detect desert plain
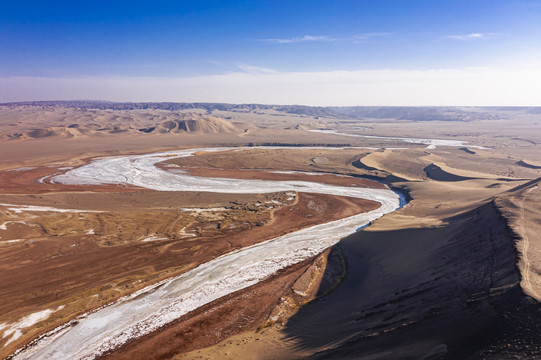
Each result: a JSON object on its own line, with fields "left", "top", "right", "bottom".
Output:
{"left": 0, "top": 102, "right": 540, "bottom": 359}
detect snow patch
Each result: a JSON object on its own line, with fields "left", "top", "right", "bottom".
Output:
{"left": 179, "top": 227, "right": 196, "bottom": 237}
{"left": 0, "top": 221, "right": 28, "bottom": 230}
{"left": 0, "top": 239, "right": 21, "bottom": 244}
{"left": 180, "top": 207, "right": 227, "bottom": 213}
{"left": 0, "top": 204, "right": 101, "bottom": 214}
{"left": 6, "top": 167, "right": 36, "bottom": 172}
{"left": 2, "top": 306, "right": 65, "bottom": 347}
{"left": 141, "top": 235, "right": 168, "bottom": 242}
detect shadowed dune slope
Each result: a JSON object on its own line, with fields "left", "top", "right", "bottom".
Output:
{"left": 516, "top": 160, "right": 541, "bottom": 170}
{"left": 282, "top": 201, "right": 541, "bottom": 359}
{"left": 423, "top": 163, "right": 478, "bottom": 182}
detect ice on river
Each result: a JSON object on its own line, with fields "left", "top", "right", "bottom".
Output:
{"left": 14, "top": 147, "right": 400, "bottom": 360}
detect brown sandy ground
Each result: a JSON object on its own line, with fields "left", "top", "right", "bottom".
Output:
{"left": 0, "top": 190, "right": 279, "bottom": 356}
{"left": 159, "top": 166, "right": 386, "bottom": 190}
{"left": 161, "top": 148, "right": 375, "bottom": 178}
{"left": 0, "top": 188, "right": 379, "bottom": 357}
{"left": 181, "top": 148, "right": 541, "bottom": 359}
{"left": 0, "top": 191, "right": 291, "bottom": 246}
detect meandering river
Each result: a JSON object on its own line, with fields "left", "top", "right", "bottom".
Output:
{"left": 15, "top": 147, "right": 401, "bottom": 360}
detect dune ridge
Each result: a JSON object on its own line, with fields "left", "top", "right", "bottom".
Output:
{"left": 0, "top": 107, "right": 247, "bottom": 140}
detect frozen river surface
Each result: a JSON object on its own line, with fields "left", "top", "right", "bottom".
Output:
{"left": 15, "top": 147, "right": 400, "bottom": 360}
{"left": 309, "top": 130, "right": 488, "bottom": 149}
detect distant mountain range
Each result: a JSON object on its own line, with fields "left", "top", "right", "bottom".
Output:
{"left": 3, "top": 101, "right": 541, "bottom": 122}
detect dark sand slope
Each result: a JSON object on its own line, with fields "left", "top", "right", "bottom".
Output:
{"left": 516, "top": 160, "right": 541, "bottom": 170}
{"left": 283, "top": 201, "right": 541, "bottom": 359}
{"left": 459, "top": 147, "right": 476, "bottom": 155}
{"left": 423, "top": 163, "right": 478, "bottom": 182}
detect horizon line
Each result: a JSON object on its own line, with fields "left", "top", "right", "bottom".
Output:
{"left": 2, "top": 100, "right": 540, "bottom": 108}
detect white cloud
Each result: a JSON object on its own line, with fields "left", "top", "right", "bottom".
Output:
{"left": 445, "top": 33, "right": 492, "bottom": 40}
{"left": 260, "top": 33, "right": 390, "bottom": 44}
{"left": 260, "top": 35, "right": 336, "bottom": 44}
{"left": 351, "top": 32, "right": 391, "bottom": 43}
{"left": 236, "top": 64, "right": 277, "bottom": 74}
{"left": 2, "top": 67, "right": 541, "bottom": 106}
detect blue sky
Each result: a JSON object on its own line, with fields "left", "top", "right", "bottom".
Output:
{"left": 1, "top": 0, "right": 541, "bottom": 104}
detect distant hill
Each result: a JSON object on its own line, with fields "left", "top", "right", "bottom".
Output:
{"left": 2, "top": 101, "right": 541, "bottom": 122}
{"left": 0, "top": 107, "right": 246, "bottom": 140}
{"left": 138, "top": 115, "right": 239, "bottom": 134}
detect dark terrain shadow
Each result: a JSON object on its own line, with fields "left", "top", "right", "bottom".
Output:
{"left": 459, "top": 147, "right": 476, "bottom": 155}
{"left": 423, "top": 164, "right": 477, "bottom": 182}
{"left": 351, "top": 159, "right": 409, "bottom": 183}
{"left": 516, "top": 160, "right": 541, "bottom": 170}
{"left": 282, "top": 201, "right": 541, "bottom": 359}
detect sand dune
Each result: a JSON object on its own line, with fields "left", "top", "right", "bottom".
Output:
{"left": 0, "top": 106, "right": 247, "bottom": 140}
{"left": 142, "top": 116, "right": 240, "bottom": 134}
{"left": 275, "top": 201, "right": 535, "bottom": 359}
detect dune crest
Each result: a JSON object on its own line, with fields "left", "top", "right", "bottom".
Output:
{"left": 147, "top": 116, "right": 240, "bottom": 134}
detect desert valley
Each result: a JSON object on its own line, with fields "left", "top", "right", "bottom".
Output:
{"left": 0, "top": 102, "right": 539, "bottom": 359}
